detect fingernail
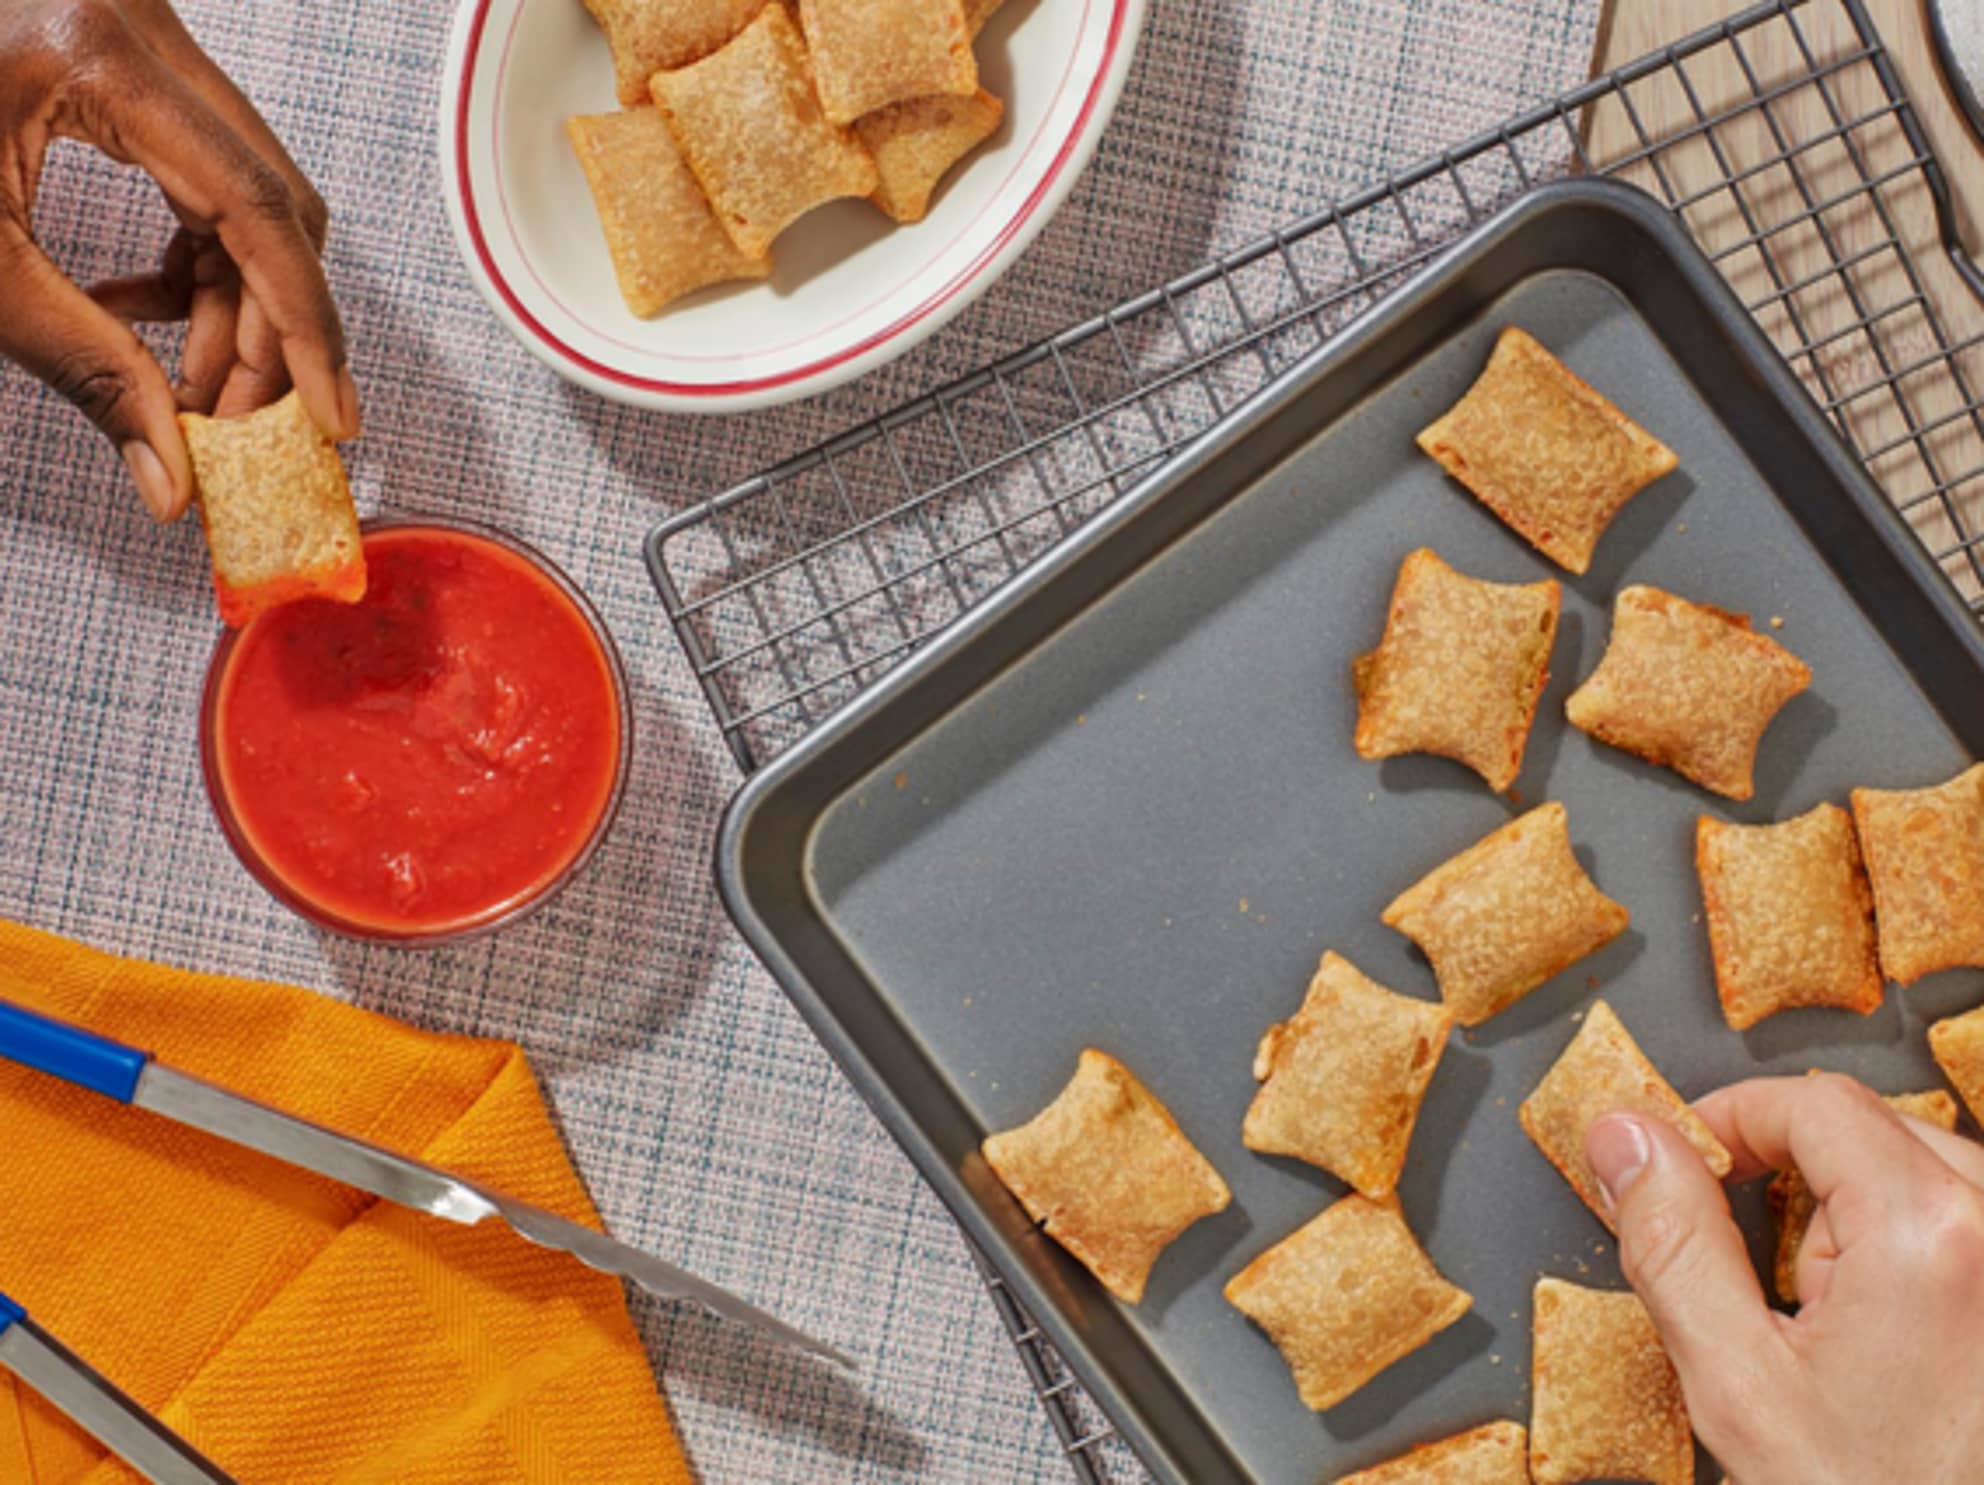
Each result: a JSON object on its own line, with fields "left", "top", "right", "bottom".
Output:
{"left": 122, "top": 441, "right": 175, "bottom": 521}
{"left": 335, "top": 365, "right": 361, "bottom": 439}
{"left": 1588, "top": 1114, "right": 1653, "bottom": 1213}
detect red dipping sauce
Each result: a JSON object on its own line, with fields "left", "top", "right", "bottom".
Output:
{"left": 202, "top": 520, "right": 629, "bottom": 943}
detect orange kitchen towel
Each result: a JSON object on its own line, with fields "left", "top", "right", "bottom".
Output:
{"left": 0, "top": 920, "right": 694, "bottom": 1485}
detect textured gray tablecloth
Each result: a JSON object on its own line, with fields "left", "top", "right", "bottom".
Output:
{"left": 0, "top": 0, "right": 1597, "bottom": 1478}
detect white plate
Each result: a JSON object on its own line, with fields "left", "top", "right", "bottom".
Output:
{"left": 438, "top": 0, "right": 1145, "bottom": 412}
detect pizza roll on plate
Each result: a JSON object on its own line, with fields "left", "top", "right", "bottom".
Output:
{"left": 1382, "top": 802, "right": 1628, "bottom": 1027}
{"left": 581, "top": 0, "right": 765, "bottom": 104}
{"left": 180, "top": 391, "right": 364, "bottom": 627}
{"left": 1416, "top": 326, "right": 1677, "bottom": 574}
{"left": 1769, "top": 1085, "right": 1957, "bottom": 1303}
{"left": 1851, "top": 764, "right": 1984, "bottom": 984}
{"left": 797, "top": 0, "right": 976, "bottom": 124}
{"left": 1243, "top": 953, "right": 1451, "bottom": 1198}
{"left": 1529, "top": 1278, "right": 1692, "bottom": 1485}
{"left": 982, "top": 1049, "right": 1229, "bottom": 1304}
{"left": 1334, "top": 1420, "right": 1530, "bottom": 1485}
{"left": 1696, "top": 804, "right": 1881, "bottom": 1030}
{"left": 651, "top": 4, "right": 879, "bottom": 259}
{"left": 1930, "top": 1005, "right": 1984, "bottom": 1126}
{"left": 1224, "top": 1195, "right": 1471, "bottom": 1411}
{"left": 857, "top": 88, "right": 1003, "bottom": 223}
{"left": 1566, "top": 585, "right": 1812, "bottom": 801}
{"left": 1520, "top": 1001, "right": 1732, "bottom": 1231}
{"left": 567, "top": 108, "right": 772, "bottom": 316}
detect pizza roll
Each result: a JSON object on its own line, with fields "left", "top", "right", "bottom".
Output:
{"left": 1930, "top": 1005, "right": 1984, "bottom": 1127}
{"left": 1768, "top": 1086, "right": 1957, "bottom": 1303}
{"left": 651, "top": 5, "right": 879, "bottom": 259}
{"left": 1334, "top": 1421, "right": 1530, "bottom": 1485}
{"left": 857, "top": 87, "right": 1002, "bottom": 223}
{"left": 1353, "top": 548, "right": 1560, "bottom": 792}
{"left": 1566, "top": 585, "right": 1812, "bottom": 801}
{"left": 581, "top": 0, "right": 765, "bottom": 104}
{"left": 1224, "top": 1195, "right": 1471, "bottom": 1412}
{"left": 567, "top": 109, "right": 772, "bottom": 316}
{"left": 1850, "top": 765, "right": 1984, "bottom": 984}
{"left": 1529, "top": 1278, "right": 1692, "bottom": 1485}
{"left": 180, "top": 391, "right": 365, "bottom": 627}
{"left": 1520, "top": 1001, "right": 1732, "bottom": 1231}
{"left": 982, "top": 1049, "right": 1230, "bottom": 1304}
{"left": 1416, "top": 327, "right": 1677, "bottom": 574}
{"left": 1696, "top": 804, "right": 1881, "bottom": 1031}
{"left": 796, "top": 0, "right": 976, "bottom": 124}
{"left": 1382, "top": 802, "right": 1629, "bottom": 1027}
{"left": 1243, "top": 953, "right": 1452, "bottom": 1198}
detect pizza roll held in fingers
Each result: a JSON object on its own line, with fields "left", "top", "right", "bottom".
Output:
{"left": 796, "top": 0, "right": 976, "bottom": 124}
{"left": 1566, "top": 585, "right": 1812, "bottom": 801}
{"left": 1352, "top": 548, "right": 1561, "bottom": 792}
{"left": 566, "top": 108, "right": 772, "bottom": 316}
{"left": 1224, "top": 1195, "right": 1471, "bottom": 1412}
{"left": 1519, "top": 1001, "right": 1732, "bottom": 1231}
{"left": 1528, "top": 1278, "right": 1692, "bottom": 1485}
{"left": 1850, "top": 764, "right": 1984, "bottom": 984}
{"left": 651, "top": 4, "right": 879, "bottom": 259}
{"left": 1242, "top": 952, "right": 1452, "bottom": 1198}
{"left": 1333, "top": 1420, "right": 1530, "bottom": 1484}
{"left": 1695, "top": 804, "right": 1882, "bottom": 1031}
{"left": 982, "top": 1049, "right": 1230, "bottom": 1304}
{"left": 582, "top": 0, "right": 765, "bottom": 104}
{"left": 180, "top": 391, "right": 365, "bottom": 627}
{"left": 1415, "top": 326, "right": 1677, "bottom": 574}
{"left": 857, "top": 87, "right": 1003, "bottom": 223}
{"left": 1382, "top": 802, "right": 1628, "bottom": 1027}
{"left": 1930, "top": 1005, "right": 1984, "bottom": 1126}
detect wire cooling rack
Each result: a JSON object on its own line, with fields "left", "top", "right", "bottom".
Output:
{"left": 646, "top": 0, "right": 1984, "bottom": 1476}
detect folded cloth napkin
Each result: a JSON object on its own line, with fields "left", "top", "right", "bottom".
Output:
{"left": 0, "top": 920, "right": 694, "bottom": 1485}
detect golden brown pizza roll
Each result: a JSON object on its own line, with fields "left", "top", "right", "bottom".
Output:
{"left": 796, "top": 0, "right": 976, "bottom": 124}
{"left": 651, "top": 5, "right": 880, "bottom": 259}
{"left": 1851, "top": 765, "right": 1984, "bottom": 984}
{"left": 1768, "top": 1085, "right": 1957, "bottom": 1303}
{"left": 1381, "top": 802, "right": 1628, "bottom": 1027}
{"left": 1224, "top": 1195, "right": 1471, "bottom": 1412}
{"left": 1334, "top": 1420, "right": 1530, "bottom": 1485}
{"left": 1520, "top": 1001, "right": 1732, "bottom": 1232}
{"left": 1930, "top": 1005, "right": 1984, "bottom": 1126}
{"left": 856, "top": 87, "right": 1003, "bottom": 223}
{"left": 1416, "top": 327, "right": 1677, "bottom": 575}
{"left": 1565, "top": 585, "right": 1812, "bottom": 801}
{"left": 567, "top": 108, "right": 773, "bottom": 316}
{"left": 1696, "top": 804, "right": 1882, "bottom": 1031}
{"left": 982, "top": 1049, "right": 1230, "bottom": 1304}
{"left": 1529, "top": 1278, "right": 1691, "bottom": 1485}
{"left": 1242, "top": 952, "right": 1452, "bottom": 1198}
{"left": 180, "top": 391, "right": 364, "bottom": 628}
{"left": 1353, "top": 548, "right": 1560, "bottom": 792}
{"left": 582, "top": 0, "right": 766, "bottom": 104}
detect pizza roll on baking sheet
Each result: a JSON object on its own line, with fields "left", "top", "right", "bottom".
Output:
{"left": 567, "top": 108, "right": 772, "bottom": 316}
{"left": 1520, "top": 1001, "right": 1732, "bottom": 1232}
{"left": 982, "top": 1048, "right": 1230, "bottom": 1304}
{"left": 1696, "top": 804, "right": 1882, "bottom": 1031}
{"left": 1333, "top": 1420, "right": 1530, "bottom": 1484}
{"left": 582, "top": 0, "right": 766, "bottom": 104}
{"left": 1850, "top": 764, "right": 1984, "bottom": 984}
{"left": 1415, "top": 326, "right": 1677, "bottom": 574}
{"left": 180, "top": 391, "right": 364, "bottom": 628}
{"left": 1382, "top": 802, "right": 1628, "bottom": 1027}
{"left": 1769, "top": 1085, "right": 1957, "bottom": 1303}
{"left": 1353, "top": 548, "right": 1560, "bottom": 792}
{"left": 652, "top": 4, "right": 880, "bottom": 259}
{"left": 797, "top": 0, "right": 976, "bottom": 124}
{"left": 1529, "top": 1278, "right": 1692, "bottom": 1485}
{"left": 1224, "top": 1195, "right": 1471, "bottom": 1412}
{"left": 1565, "top": 585, "right": 1812, "bottom": 801}
{"left": 1930, "top": 1005, "right": 1984, "bottom": 1126}
{"left": 1242, "top": 952, "right": 1452, "bottom": 1198}
{"left": 857, "top": 87, "right": 1003, "bottom": 222}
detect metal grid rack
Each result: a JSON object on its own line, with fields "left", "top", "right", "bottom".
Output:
{"left": 646, "top": 0, "right": 1984, "bottom": 1476}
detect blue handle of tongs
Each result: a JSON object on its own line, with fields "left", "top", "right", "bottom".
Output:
{"left": 0, "top": 1000, "right": 151, "bottom": 1103}
{"left": 0, "top": 1290, "right": 22, "bottom": 1337}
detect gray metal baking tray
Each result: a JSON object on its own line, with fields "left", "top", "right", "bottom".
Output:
{"left": 716, "top": 179, "right": 1984, "bottom": 1484}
